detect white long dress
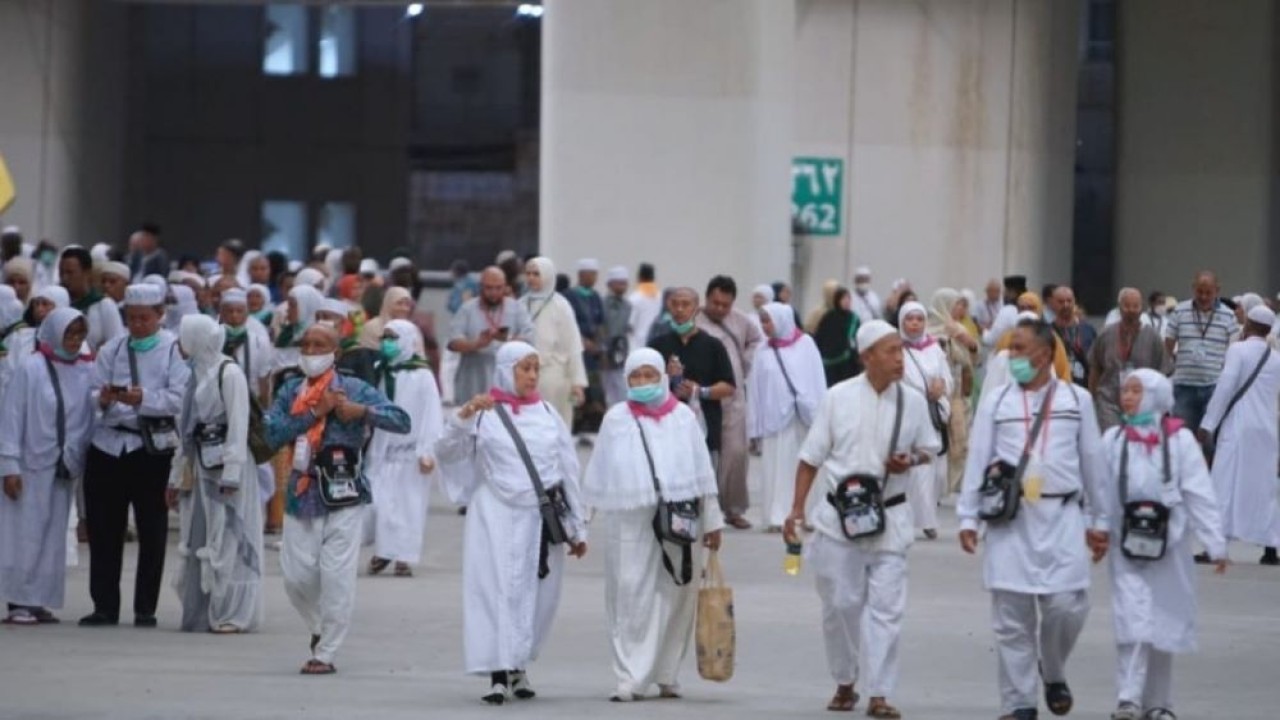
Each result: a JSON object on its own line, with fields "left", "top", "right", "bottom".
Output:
{"left": 0, "top": 344, "right": 94, "bottom": 609}
{"left": 435, "top": 400, "right": 587, "bottom": 675}
{"left": 169, "top": 321, "right": 264, "bottom": 633}
{"left": 902, "top": 342, "right": 952, "bottom": 532}
{"left": 366, "top": 322, "right": 443, "bottom": 565}
{"left": 521, "top": 292, "right": 587, "bottom": 427}
{"left": 583, "top": 401, "right": 723, "bottom": 697}
{"left": 747, "top": 333, "right": 827, "bottom": 528}
{"left": 1103, "top": 426, "right": 1225, "bottom": 653}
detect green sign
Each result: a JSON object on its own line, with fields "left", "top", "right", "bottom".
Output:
{"left": 791, "top": 157, "right": 843, "bottom": 236}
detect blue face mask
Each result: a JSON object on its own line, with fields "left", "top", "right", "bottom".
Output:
{"left": 1122, "top": 412, "right": 1156, "bottom": 427}
{"left": 380, "top": 339, "right": 401, "bottom": 360}
{"left": 53, "top": 346, "right": 78, "bottom": 361}
{"left": 627, "top": 382, "right": 665, "bottom": 405}
{"left": 128, "top": 333, "right": 161, "bottom": 353}
{"left": 1009, "top": 356, "right": 1037, "bottom": 385}
{"left": 668, "top": 318, "right": 695, "bottom": 335}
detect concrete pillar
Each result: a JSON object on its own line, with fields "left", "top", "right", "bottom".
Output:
{"left": 793, "top": 0, "right": 1078, "bottom": 313}
{"left": 1115, "top": 0, "right": 1276, "bottom": 297}
{"left": 540, "top": 0, "right": 795, "bottom": 295}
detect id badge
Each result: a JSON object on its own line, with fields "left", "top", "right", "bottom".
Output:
{"left": 846, "top": 509, "right": 880, "bottom": 537}
{"left": 293, "top": 436, "right": 312, "bottom": 472}
{"left": 1023, "top": 458, "right": 1044, "bottom": 503}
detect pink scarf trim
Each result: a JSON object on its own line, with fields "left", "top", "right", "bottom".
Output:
{"left": 904, "top": 335, "right": 937, "bottom": 351}
{"left": 489, "top": 387, "right": 542, "bottom": 414}
{"left": 769, "top": 329, "right": 804, "bottom": 349}
{"left": 1123, "top": 416, "right": 1185, "bottom": 452}
{"left": 38, "top": 342, "right": 93, "bottom": 365}
{"left": 627, "top": 394, "right": 679, "bottom": 420}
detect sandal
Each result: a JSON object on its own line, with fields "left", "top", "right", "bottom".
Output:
{"left": 2, "top": 609, "right": 38, "bottom": 625}
{"left": 827, "top": 684, "right": 858, "bottom": 712}
{"left": 369, "top": 557, "right": 391, "bottom": 576}
{"left": 394, "top": 562, "right": 413, "bottom": 577}
{"left": 31, "top": 608, "right": 60, "bottom": 624}
{"left": 1044, "top": 681, "right": 1072, "bottom": 716}
{"left": 211, "top": 624, "right": 241, "bottom": 635}
{"left": 657, "top": 684, "right": 681, "bottom": 699}
{"left": 866, "top": 698, "right": 901, "bottom": 718}
{"left": 299, "top": 659, "right": 335, "bottom": 675}
{"left": 510, "top": 670, "right": 536, "bottom": 699}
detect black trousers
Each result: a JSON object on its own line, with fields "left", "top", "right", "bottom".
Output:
{"left": 84, "top": 446, "right": 172, "bottom": 620}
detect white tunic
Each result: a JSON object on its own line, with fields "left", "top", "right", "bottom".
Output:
{"left": 1103, "top": 426, "right": 1225, "bottom": 653}
{"left": 224, "top": 319, "right": 273, "bottom": 401}
{"left": 0, "top": 352, "right": 94, "bottom": 608}
{"left": 80, "top": 297, "right": 127, "bottom": 352}
{"left": 91, "top": 332, "right": 190, "bottom": 457}
{"left": 1200, "top": 336, "right": 1280, "bottom": 546}
{"left": 435, "top": 401, "right": 587, "bottom": 675}
{"left": 521, "top": 294, "right": 588, "bottom": 427}
{"left": 958, "top": 380, "right": 1110, "bottom": 594}
{"left": 797, "top": 375, "right": 940, "bottom": 555}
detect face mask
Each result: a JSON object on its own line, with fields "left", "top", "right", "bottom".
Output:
{"left": 1122, "top": 412, "right": 1156, "bottom": 427}
{"left": 1009, "top": 356, "right": 1038, "bottom": 385}
{"left": 668, "top": 318, "right": 695, "bottom": 335}
{"left": 253, "top": 309, "right": 273, "bottom": 324}
{"left": 225, "top": 325, "right": 247, "bottom": 339}
{"left": 54, "top": 346, "right": 78, "bottom": 361}
{"left": 855, "top": 282, "right": 870, "bottom": 293}
{"left": 299, "top": 353, "right": 335, "bottom": 378}
{"left": 38, "top": 251, "right": 56, "bottom": 267}
{"left": 1154, "top": 307, "right": 1167, "bottom": 318}
{"left": 128, "top": 333, "right": 161, "bottom": 353}
{"left": 380, "top": 339, "right": 401, "bottom": 360}
{"left": 627, "top": 382, "right": 665, "bottom": 405}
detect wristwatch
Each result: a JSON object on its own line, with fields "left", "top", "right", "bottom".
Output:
{"left": 699, "top": 386, "right": 711, "bottom": 400}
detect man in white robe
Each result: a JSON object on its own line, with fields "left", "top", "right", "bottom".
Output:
{"left": 1198, "top": 304, "right": 1280, "bottom": 565}
{"left": 60, "top": 247, "right": 125, "bottom": 351}
{"left": 959, "top": 319, "right": 1111, "bottom": 720}
{"left": 786, "top": 320, "right": 940, "bottom": 717}
{"left": 366, "top": 320, "right": 442, "bottom": 577}
{"left": 582, "top": 348, "right": 723, "bottom": 701}
{"left": 0, "top": 309, "right": 93, "bottom": 624}
{"left": 850, "top": 267, "right": 883, "bottom": 324}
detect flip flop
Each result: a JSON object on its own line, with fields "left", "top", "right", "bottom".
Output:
{"left": 1044, "top": 681, "right": 1073, "bottom": 716}
{"left": 2, "top": 611, "right": 37, "bottom": 626}
{"left": 300, "top": 659, "right": 336, "bottom": 675}
{"left": 866, "top": 699, "right": 901, "bottom": 718}
{"left": 31, "top": 608, "right": 60, "bottom": 624}
{"left": 369, "top": 557, "right": 391, "bottom": 576}
{"left": 827, "top": 685, "right": 858, "bottom": 712}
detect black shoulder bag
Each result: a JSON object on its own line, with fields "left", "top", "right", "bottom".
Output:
{"left": 979, "top": 383, "right": 1057, "bottom": 524}
{"left": 128, "top": 344, "right": 179, "bottom": 456}
{"left": 1206, "top": 347, "right": 1271, "bottom": 465}
{"left": 1118, "top": 424, "right": 1172, "bottom": 561}
{"left": 493, "top": 403, "right": 572, "bottom": 579}
{"left": 216, "top": 361, "right": 275, "bottom": 465}
{"left": 826, "top": 383, "right": 904, "bottom": 541}
{"left": 905, "top": 347, "right": 950, "bottom": 456}
{"left": 771, "top": 346, "right": 811, "bottom": 427}
{"left": 633, "top": 415, "right": 701, "bottom": 586}
{"left": 42, "top": 356, "right": 73, "bottom": 481}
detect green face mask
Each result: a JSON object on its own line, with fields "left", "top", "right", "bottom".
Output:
{"left": 1122, "top": 412, "right": 1156, "bottom": 427}
{"left": 1008, "top": 356, "right": 1037, "bottom": 385}
{"left": 380, "top": 338, "right": 401, "bottom": 360}
{"left": 668, "top": 317, "right": 695, "bottom": 335}
{"left": 252, "top": 310, "right": 273, "bottom": 325}
{"left": 225, "top": 325, "right": 247, "bottom": 339}
{"left": 128, "top": 333, "right": 161, "bottom": 353}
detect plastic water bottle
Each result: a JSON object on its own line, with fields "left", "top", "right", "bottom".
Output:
{"left": 784, "top": 540, "right": 803, "bottom": 576}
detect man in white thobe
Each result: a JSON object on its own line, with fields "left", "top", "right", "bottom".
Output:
{"left": 785, "top": 320, "right": 939, "bottom": 717}
{"left": 850, "top": 266, "right": 883, "bottom": 325}
{"left": 959, "top": 319, "right": 1110, "bottom": 720}
{"left": 1198, "top": 304, "right": 1280, "bottom": 565}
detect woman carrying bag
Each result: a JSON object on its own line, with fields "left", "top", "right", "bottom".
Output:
{"left": 582, "top": 348, "right": 723, "bottom": 702}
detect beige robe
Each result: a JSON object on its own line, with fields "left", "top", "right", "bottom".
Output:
{"left": 696, "top": 308, "right": 763, "bottom": 518}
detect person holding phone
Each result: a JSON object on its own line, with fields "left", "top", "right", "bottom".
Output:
{"left": 448, "top": 266, "right": 534, "bottom": 406}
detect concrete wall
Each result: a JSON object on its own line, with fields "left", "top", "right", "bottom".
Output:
{"left": 793, "top": 0, "right": 1079, "bottom": 314}
{"left": 0, "top": 0, "right": 129, "bottom": 247}
{"left": 1115, "top": 0, "right": 1277, "bottom": 298}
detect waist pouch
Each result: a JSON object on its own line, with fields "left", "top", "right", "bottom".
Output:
{"left": 1121, "top": 500, "right": 1170, "bottom": 561}
{"left": 316, "top": 444, "right": 364, "bottom": 508}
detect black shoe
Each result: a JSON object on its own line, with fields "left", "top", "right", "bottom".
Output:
{"left": 134, "top": 615, "right": 158, "bottom": 628}
{"left": 1192, "top": 552, "right": 1212, "bottom": 565}
{"left": 78, "top": 612, "right": 118, "bottom": 627}
{"left": 1261, "top": 550, "right": 1279, "bottom": 566}
{"left": 1045, "top": 680, "right": 1073, "bottom": 716}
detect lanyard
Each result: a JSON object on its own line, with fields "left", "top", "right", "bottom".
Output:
{"left": 482, "top": 303, "right": 505, "bottom": 332}
{"left": 1021, "top": 387, "right": 1054, "bottom": 461}
{"left": 1191, "top": 306, "right": 1213, "bottom": 340}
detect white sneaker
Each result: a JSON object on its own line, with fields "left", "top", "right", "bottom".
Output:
{"left": 481, "top": 684, "right": 510, "bottom": 705}
{"left": 510, "top": 670, "right": 536, "bottom": 700}
{"left": 1111, "top": 702, "right": 1142, "bottom": 720}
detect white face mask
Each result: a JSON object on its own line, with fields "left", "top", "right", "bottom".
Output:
{"left": 855, "top": 282, "right": 870, "bottom": 293}
{"left": 299, "top": 353, "right": 335, "bottom": 378}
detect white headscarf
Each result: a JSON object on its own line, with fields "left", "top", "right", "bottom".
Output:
{"left": 166, "top": 285, "right": 199, "bottom": 332}
{"left": 1124, "top": 368, "right": 1174, "bottom": 424}
{"left": 382, "top": 319, "right": 422, "bottom": 365}
{"left": 760, "top": 301, "right": 796, "bottom": 340}
{"left": 179, "top": 314, "right": 226, "bottom": 374}
{"left": 33, "top": 285, "right": 70, "bottom": 309}
{"left": 236, "top": 249, "right": 261, "bottom": 289}
{"left": 0, "top": 285, "right": 23, "bottom": 328}
{"left": 927, "top": 288, "right": 962, "bottom": 337}
{"left": 247, "top": 283, "right": 271, "bottom": 306}
{"left": 37, "top": 307, "right": 84, "bottom": 354}
{"left": 897, "top": 300, "right": 928, "bottom": 341}
{"left": 622, "top": 347, "right": 669, "bottom": 405}
{"left": 752, "top": 284, "right": 775, "bottom": 304}
{"left": 494, "top": 341, "right": 538, "bottom": 395}
{"left": 295, "top": 267, "right": 325, "bottom": 290}
{"left": 289, "top": 285, "right": 325, "bottom": 331}
{"left": 524, "top": 257, "right": 556, "bottom": 300}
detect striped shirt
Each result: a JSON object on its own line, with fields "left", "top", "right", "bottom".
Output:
{"left": 1164, "top": 300, "right": 1237, "bottom": 386}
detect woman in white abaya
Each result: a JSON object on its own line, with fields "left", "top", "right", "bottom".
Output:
{"left": 1103, "top": 369, "right": 1227, "bottom": 720}
{"left": 897, "top": 301, "right": 952, "bottom": 539}
{"left": 435, "top": 341, "right": 588, "bottom": 705}
{"left": 747, "top": 302, "right": 827, "bottom": 531}
{"left": 520, "top": 257, "right": 587, "bottom": 427}
{"left": 366, "top": 320, "right": 442, "bottom": 577}
{"left": 583, "top": 348, "right": 723, "bottom": 702}
{"left": 0, "top": 309, "right": 94, "bottom": 624}
{"left": 169, "top": 314, "right": 264, "bottom": 634}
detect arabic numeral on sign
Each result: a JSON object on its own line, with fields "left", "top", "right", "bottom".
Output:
{"left": 793, "top": 202, "right": 837, "bottom": 232}
{"left": 817, "top": 203, "right": 836, "bottom": 231}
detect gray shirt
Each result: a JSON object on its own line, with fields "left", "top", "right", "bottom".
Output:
{"left": 448, "top": 297, "right": 533, "bottom": 401}
{"left": 1164, "top": 300, "right": 1237, "bottom": 387}
{"left": 1088, "top": 321, "right": 1168, "bottom": 429}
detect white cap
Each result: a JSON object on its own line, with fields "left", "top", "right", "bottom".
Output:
{"left": 606, "top": 265, "right": 628, "bottom": 282}
{"left": 495, "top": 249, "right": 518, "bottom": 264}
{"left": 90, "top": 243, "right": 113, "bottom": 263}
{"left": 359, "top": 258, "right": 379, "bottom": 275}
{"left": 1017, "top": 310, "right": 1040, "bottom": 322}
{"left": 100, "top": 261, "right": 131, "bottom": 279}
{"left": 221, "top": 288, "right": 248, "bottom": 306}
{"left": 319, "top": 298, "right": 350, "bottom": 317}
{"left": 576, "top": 258, "right": 599, "bottom": 272}
{"left": 296, "top": 267, "right": 325, "bottom": 288}
{"left": 288, "top": 260, "right": 304, "bottom": 273}
{"left": 1247, "top": 304, "right": 1276, "bottom": 327}
{"left": 314, "top": 243, "right": 331, "bottom": 256}
{"left": 389, "top": 257, "right": 412, "bottom": 271}
{"left": 855, "top": 319, "right": 896, "bottom": 352}
{"left": 854, "top": 266, "right": 872, "bottom": 278}
{"left": 125, "top": 284, "right": 164, "bottom": 307}
{"left": 1, "top": 226, "right": 19, "bottom": 236}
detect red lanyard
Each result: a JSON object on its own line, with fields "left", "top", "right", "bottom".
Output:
{"left": 1021, "top": 388, "right": 1053, "bottom": 460}
{"left": 482, "top": 303, "right": 505, "bottom": 332}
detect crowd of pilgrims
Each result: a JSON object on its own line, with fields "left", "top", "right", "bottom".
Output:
{"left": 0, "top": 222, "right": 1277, "bottom": 720}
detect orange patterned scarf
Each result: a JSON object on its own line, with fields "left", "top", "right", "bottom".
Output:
{"left": 288, "top": 369, "right": 335, "bottom": 497}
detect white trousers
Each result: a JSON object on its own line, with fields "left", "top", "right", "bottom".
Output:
{"left": 1116, "top": 642, "right": 1174, "bottom": 710}
{"left": 990, "top": 589, "right": 1090, "bottom": 713}
{"left": 280, "top": 507, "right": 363, "bottom": 664}
{"left": 810, "top": 533, "right": 907, "bottom": 697}
{"left": 906, "top": 461, "right": 943, "bottom": 532}
{"left": 441, "top": 349, "right": 459, "bottom": 405}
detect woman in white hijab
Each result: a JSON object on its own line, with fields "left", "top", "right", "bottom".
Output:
{"left": 0, "top": 308, "right": 94, "bottom": 625}
{"left": 167, "top": 314, "right": 264, "bottom": 634}
{"left": 365, "top": 320, "right": 442, "bottom": 577}
{"left": 747, "top": 302, "right": 827, "bottom": 531}
{"left": 583, "top": 347, "right": 722, "bottom": 702}
{"left": 519, "top": 257, "right": 587, "bottom": 427}
{"left": 1102, "top": 369, "right": 1227, "bottom": 720}
{"left": 2, "top": 286, "right": 71, "bottom": 401}
{"left": 897, "top": 301, "right": 952, "bottom": 539}
{"left": 166, "top": 284, "right": 200, "bottom": 333}
{"left": 435, "top": 341, "right": 588, "bottom": 705}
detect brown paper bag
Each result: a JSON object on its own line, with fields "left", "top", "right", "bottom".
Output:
{"left": 695, "top": 550, "right": 735, "bottom": 682}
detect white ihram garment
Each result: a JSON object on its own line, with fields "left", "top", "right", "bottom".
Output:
{"left": 901, "top": 343, "right": 952, "bottom": 532}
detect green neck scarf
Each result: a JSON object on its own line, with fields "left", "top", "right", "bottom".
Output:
{"left": 378, "top": 356, "right": 431, "bottom": 402}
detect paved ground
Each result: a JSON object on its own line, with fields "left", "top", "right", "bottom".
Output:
{"left": 2, "top": 478, "right": 1278, "bottom": 720}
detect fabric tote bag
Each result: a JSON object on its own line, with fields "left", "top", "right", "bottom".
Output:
{"left": 695, "top": 550, "right": 735, "bottom": 682}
